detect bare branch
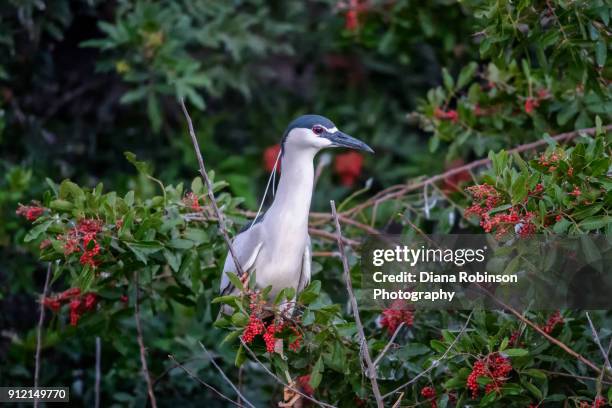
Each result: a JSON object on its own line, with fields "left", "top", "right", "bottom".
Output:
{"left": 342, "top": 124, "right": 612, "bottom": 218}
{"left": 330, "top": 200, "right": 384, "bottom": 408}
{"left": 134, "top": 271, "right": 158, "bottom": 408}
{"left": 34, "top": 263, "right": 52, "bottom": 408}
{"left": 309, "top": 227, "right": 360, "bottom": 247}
{"left": 95, "top": 337, "right": 101, "bottom": 408}
{"left": 383, "top": 310, "right": 473, "bottom": 399}
{"left": 373, "top": 322, "right": 405, "bottom": 367}
{"left": 199, "top": 342, "right": 256, "bottom": 408}
{"left": 180, "top": 98, "right": 245, "bottom": 277}
{"left": 585, "top": 312, "right": 612, "bottom": 371}
{"left": 168, "top": 355, "right": 243, "bottom": 407}
{"left": 239, "top": 338, "right": 337, "bottom": 408}
{"left": 487, "top": 293, "right": 604, "bottom": 377}
{"left": 539, "top": 370, "right": 612, "bottom": 386}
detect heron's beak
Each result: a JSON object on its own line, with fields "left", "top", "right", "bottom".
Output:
{"left": 324, "top": 131, "right": 374, "bottom": 153}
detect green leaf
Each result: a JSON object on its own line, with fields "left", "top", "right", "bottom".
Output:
{"left": 595, "top": 40, "right": 607, "bottom": 67}
{"left": 168, "top": 239, "right": 194, "bottom": 249}
{"left": 310, "top": 356, "right": 324, "bottom": 389}
{"left": 231, "top": 312, "right": 248, "bottom": 326}
{"left": 124, "top": 152, "right": 152, "bottom": 176}
{"left": 521, "top": 379, "right": 543, "bottom": 399}
{"left": 163, "top": 249, "right": 181, "bottom": 272}
{"left": 120, "top": 88, "right": 147, "bottom": 104}
{"left": 125, "top": 241, "right": 163, "bottom": 264}
{"left": 430, "top": 339, "right": 446, "bottom": 353}
{"left": 24, "top": 220, "right": 53, "bottom": 242}
{"left": 211, "top": 295, "right": 239, "bottom": 304}
{"left": 235, "top": 345, "right": 246, "bottom": 367}
{"left": 457, "top": 62, "right": 477, "bottom": 89}
{"left": 274, "top": 287, "right": 295, "bottom": 305}
{"left": 225, "top": 272, "right": 243, "bottom": 292}
{"left": 522, "top": 369, "right": 546, "bottom": 380}
{"left": 442, "top": 68, "right": 454, "bottom": 91}
{"left": 298, "top": 281, "right": 321, "bottom": 304}
{"left": 221, "top": 330, "right": 242, "bottom": 346}
{"left": 511, "top": 174, "right": 528, "bottom": 204}
{"left": 579, "top": 216, "right": 611, "bottom": 231}
{"left": 553, "top": 218, "right": 571, "bottom": 233}
{"left": 503, "top": 348, "right": 528, "bottom": 357}
{"left": 49, "top": 199, "right": 74, "bottom": 212}
{"left": 191, "top": 177, "right": 204, "bottom": 195}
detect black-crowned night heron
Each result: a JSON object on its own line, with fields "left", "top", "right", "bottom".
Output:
{"left": 219, "top": 114, "right": 374, "bottom": 302}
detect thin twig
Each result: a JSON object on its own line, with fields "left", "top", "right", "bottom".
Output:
{"left": 330, "top": 200, "right": 384, "bottom": 408}
{"left": 34, "top": 263, "right": 52, "bottom": 408}
{"left": 373, "top": 322, "right": 405, "bottom": 367}
{"left": 585, "top": 312, "right": 612, "bottom": 371}
{"left": 199, "top": 342, "right": 256, "bottom": 408}
{"left": 383, "top": 310, "right": 474, "bottom": 399}
{"left": 239, "top": 339, "right": 337, "bottom": 408}
{"left": 95, "top": 336, "right": 101, "bottom": 408}
{"left": 168, "top": 355, "right": 243, "bottom": 407}
{"left": 487, "top": 293, "right": 604, "bottom": 377}
{"left": 134, "top": 271, "right": 158, "bottom": 408}
{"left": 309, "top": 227, "right": 360, "bottom": 247}
{"left": 539, "top": 369, "right": 612, "bottom": 386}
{"left": 153, "top": 357, "right": 204, "bottom": 389}
{"left": 180, "top": 98, "right": 245, "bottom": 278}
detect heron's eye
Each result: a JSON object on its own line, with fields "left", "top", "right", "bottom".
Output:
{"left": 312, "top": 125, "right": 325, "bottom": 135}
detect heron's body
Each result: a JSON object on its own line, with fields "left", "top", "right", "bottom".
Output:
{"left": 219, "top": 115, "right": 372, "bottom": 303}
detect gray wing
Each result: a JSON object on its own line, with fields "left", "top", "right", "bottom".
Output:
{"left": 297, "top": 235, "right": 312, "bottom": 293}
{"left": 219, "top": 222, "right": 264, "bottom": 296}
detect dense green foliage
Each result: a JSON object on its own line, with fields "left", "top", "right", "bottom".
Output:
{"left": 1, "top": 0, "right": 611, "bottom": 407}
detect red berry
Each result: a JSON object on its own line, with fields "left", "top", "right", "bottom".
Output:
{"left": 297, "top": 375, "right": 314, "bottom": 396}
{"left": 380, "top": 300, "right": 414, "bottom": 335}
{"left": 421, "top": 386, "right": 437, "bottom": 408}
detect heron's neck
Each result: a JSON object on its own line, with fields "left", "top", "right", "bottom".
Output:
{"left": 266, "top": 148, "right": 315, "bottom": 229}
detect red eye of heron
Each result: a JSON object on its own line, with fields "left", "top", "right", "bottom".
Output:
{"left": 312, "top": 125, "right": 325, "bottom": 135}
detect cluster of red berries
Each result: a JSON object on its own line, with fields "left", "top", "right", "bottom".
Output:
{"left": 524, "top": 89, "right": 550, "bottom": 114}
{"left": 466, "top": 353, "right": 513, "bottom": 399}
{"left": 380, "top": 300, "right": 414, "bottom": 335}
{"left": 434, "top": 107, "right": 459, "bottom": 123}
{"left": 16, "top": 203, "right": 45, "bottom": 221}
{"left": 538, "top": 151, "right": 562, "bottom": 172}
{"left": 580, "top": 397, "right": 607, "bottom": 408}
{"left": 42, "top": 288, "right": 98, "bottom": 326}
{"left": 243, "top": 314, "right": 266, "bottom": 343}
{"left": 420, "top": 386, "right": 437, "bottom": 408}
{"left": 242, "top": 298, "right": 303, "bottom": 353}
{"left": 262, "top": 322, "right": 283, "bottom": 353}
{"left": 334, "top": 151, "right": 364, "bottom": 187}
{"left": 465, "top": 184, "right": 538, "bottom": 238}
{"left": 593, "top": 397, "right": 607, "bottom": 408}
{"left": 69, "top": 292, "right": 98, "bottom": 326}
{"left": 287, "top": 325, "right": 303, "bottom": 352}
{"left": 182, "top": 192, "right": 203, "bottom": 211}
{"left": 569, "top": 186, "right": 582, "bottom": 197}
{"left": 342, "top": 0, "right": 369, "bottom": 31}
{"left": 58, "top": 219, "right": 104, "bottom": 267}
{"left": 542, "top": 310, "right": 564, "bottom": 334}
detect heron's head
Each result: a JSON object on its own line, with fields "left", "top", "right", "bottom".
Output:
{"left": 281, "top": 114, "right": 374, "bottom": 154}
